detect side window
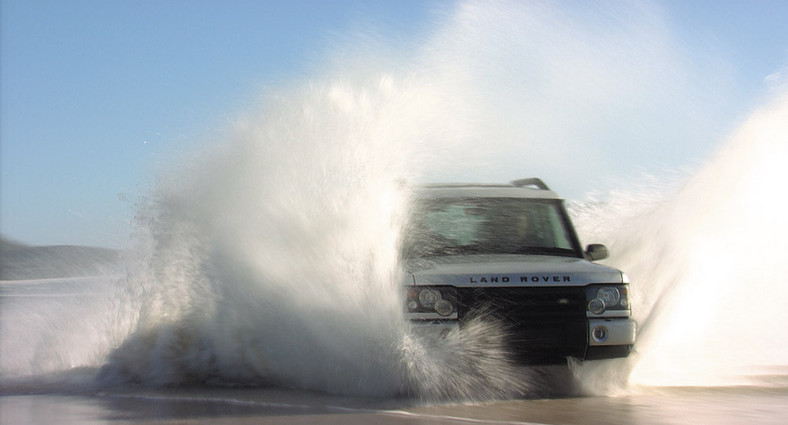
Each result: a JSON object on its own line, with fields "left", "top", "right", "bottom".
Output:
{"left": 545, "top": 206, "right": 572, "bottom": 249}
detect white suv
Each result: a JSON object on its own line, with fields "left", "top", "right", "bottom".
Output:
{"left": 403, "top": 178, "right": 636, "bottom": 364}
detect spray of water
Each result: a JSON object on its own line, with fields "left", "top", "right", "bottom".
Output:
{"left": 570, "top": 90, "right": 788, "bottom": 392}
{"left": 3, "top": 0, "right": 786, "bottom": 400}
{"left": 93, "top": 75, "right": 528, "bottom": 400}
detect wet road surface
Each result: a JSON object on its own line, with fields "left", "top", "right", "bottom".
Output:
{"left": 3, "top": 385, "right": 787, "bottom": 425}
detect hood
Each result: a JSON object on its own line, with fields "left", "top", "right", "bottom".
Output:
{"left": 405, "top": 255, "right": 623, "bottom": 287}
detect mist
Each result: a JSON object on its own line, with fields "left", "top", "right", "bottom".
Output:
{"left": 2, "top": 0, "right": 786, "bottom": 400}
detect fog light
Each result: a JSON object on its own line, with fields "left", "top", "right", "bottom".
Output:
{"left": 588, "top": 298, "right": 606, "bottom": 314}
{"left": 434, "top": 299, "right": 454, "bottom": 316}
{"left": 592, "top": 326, "right": 609, "bottom": 343}
{"left": 407, "top": 300, "right": 419, "bottom": 311}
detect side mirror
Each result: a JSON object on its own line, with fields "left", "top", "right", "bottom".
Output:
{"left": 585, "top": 244, "right": 608, "bottom": 261}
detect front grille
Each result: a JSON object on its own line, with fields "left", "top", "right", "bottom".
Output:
{"left": 457, "top": 287, "right": 588, "bottom": 363}
{"left": 457, "top": 287, "right": 586, "bottom": 320}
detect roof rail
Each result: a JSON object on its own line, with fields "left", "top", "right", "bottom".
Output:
{"left": 511, "top": 178, "right": 550, "bottom": 190}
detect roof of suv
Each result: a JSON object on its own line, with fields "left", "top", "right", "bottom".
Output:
{"left": 414, "top": 178, "right": 562, "bottom": 200}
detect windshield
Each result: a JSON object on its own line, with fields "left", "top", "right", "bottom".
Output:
{"left": 402, "top": 197, "right": 581, "bottom": 258}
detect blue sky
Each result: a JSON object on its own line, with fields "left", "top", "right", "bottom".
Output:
{"left": 2, "top": 0, "right": 787, "bottom": 248}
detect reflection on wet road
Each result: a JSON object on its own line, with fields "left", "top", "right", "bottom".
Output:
{"left": 3, "top": 386, "right": 788, "bottom": 425}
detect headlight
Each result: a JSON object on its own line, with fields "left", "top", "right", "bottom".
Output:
{"left": 587, "top": 285, "right": 629, "bottom": 315}
{"left": 588, "top": 298, "right": 606, "bottom": 315}
{"left": 407, "top": 299, "right": 419, "bottom": 311}
{"left": 434, "top": 299, "right": 454, "bottom": 316}
{"left": 406, "top": 286, "right": 457, "bottom": 316}
{"left": 597, "top": 287, "right": 620, "bottom": 307}
{"left": 418, "top": 288, "right": 441, "bottom": 307}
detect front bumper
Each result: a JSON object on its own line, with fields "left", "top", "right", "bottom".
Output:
{"left": 588, "top": 318, "right": 637, "bottom": 346}
{"left": 409, "top": 319, "right": 460, "bottom": 339}
{"left": 407, "top": 317, "right": 636, "bottom": 363}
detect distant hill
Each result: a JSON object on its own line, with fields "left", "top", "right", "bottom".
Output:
{"left": 0, "top": 237, "right": 121, "bottom": 280}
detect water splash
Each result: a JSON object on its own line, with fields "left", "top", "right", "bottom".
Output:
{"left": 571, "top": 90, "right": 788, "bottom": 392}
{"left": 3, "top": 0, "right": 784, "bottom": 400}
{"left": 96, "top": 76, "right": 528, "bottom": 400}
